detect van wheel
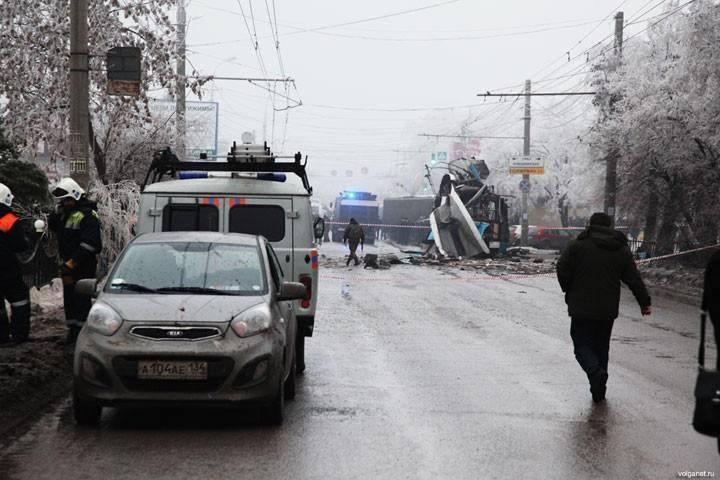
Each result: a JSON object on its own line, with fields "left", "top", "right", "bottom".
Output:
{"left": 295, "top": 332, "right": 306, "bottom": 375}
{"left": 284, "top": 353, "right": 297, "bottom": 401}
{"left": 73, "top": 391, "right": 101, "bottom": 426}
{"left": 263, "top": 381, "right": 284, "bottom": 426}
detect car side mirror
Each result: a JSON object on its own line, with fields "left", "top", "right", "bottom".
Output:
{"left": 278, "top": 281, "right": 307, "bottom": 301}
{"left": 75, "top": 279, "right": 98, "bottom": 298}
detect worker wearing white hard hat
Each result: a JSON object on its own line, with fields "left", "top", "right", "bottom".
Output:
{"left": 49, "top": 178, "right": 102, "bottom": 344}
{"left": 0, "top": 182, "right": 32, "bottom": 343}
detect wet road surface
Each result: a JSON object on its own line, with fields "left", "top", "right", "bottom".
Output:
{"left": 1, "top": 242, "right": 717, "bottom": 479}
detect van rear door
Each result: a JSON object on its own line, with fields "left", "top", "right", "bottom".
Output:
{"left": 153, "top": 196, "right": 223, "bottom": 232}
{"left": 226, "top": 196, "right": 295, "bottom": 278}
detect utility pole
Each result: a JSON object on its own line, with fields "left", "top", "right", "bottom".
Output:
{"left": 521, "top": 79, "right": 531, "bottom": 246}
{"left": 604, "top": 11, "right": 624, "bottom": 225}
{"left": 176, "top": 0, "right": 187, "bottom": 161}
{"left": 69, "top": 0, "right": 89, "bottom": 188}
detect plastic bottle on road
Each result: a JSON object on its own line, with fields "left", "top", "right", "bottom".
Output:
{"left": 341, "top": 282, "right": 351, "bottom": 300}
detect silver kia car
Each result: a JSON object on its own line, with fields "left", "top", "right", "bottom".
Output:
{"left": 72, "top": 232, "right": 306, "bottom": 426}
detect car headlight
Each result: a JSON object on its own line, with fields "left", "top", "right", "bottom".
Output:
{"left": 231, "top": 304, "right": 271, "bottom": 338}
{"left": 86, "top": 302, "right": 123, "bottom": 336}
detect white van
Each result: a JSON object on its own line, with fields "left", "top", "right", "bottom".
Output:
{"left": 136, "top": 144, "right": 320, "bottom": 372}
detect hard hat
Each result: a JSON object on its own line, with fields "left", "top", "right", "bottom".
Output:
{"left": 0, "top": 183, "right": 13, "bottom": 207}
{"left": 51, "top": 177, "right": 85, "bottom": 201}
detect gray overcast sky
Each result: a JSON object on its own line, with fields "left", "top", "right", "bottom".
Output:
{"left": 182, "top": 0, "right": 663, "bottom": 203}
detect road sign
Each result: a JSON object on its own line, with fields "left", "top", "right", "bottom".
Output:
{"left": 510, "top": 166, "right": 545, "bottom": 175}
{"left": 107, "top": 47, "right": 141, "bottom": 97}
{"left": 519, "top": 179, "right": 530, "bottom": 193}
{"left": 510, "top": 155, "right": 544, "bottom": 175}
{"left": 429, "top": 151, "right": 447, "bottom": 166}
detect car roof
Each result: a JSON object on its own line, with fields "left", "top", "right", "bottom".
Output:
{"left": 143, "top": 177, "right": 310, "bottom": 196}
{"left": 132, "top": 231, "right": 262, "bottom": 246}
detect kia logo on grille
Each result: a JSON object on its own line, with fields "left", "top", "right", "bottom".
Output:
{"left": 166, "top": 330, "right": 184, "bottom": 338}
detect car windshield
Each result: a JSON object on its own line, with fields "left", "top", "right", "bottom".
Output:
{"left": 107, "top": 242, "right": 266, "bottom": 295}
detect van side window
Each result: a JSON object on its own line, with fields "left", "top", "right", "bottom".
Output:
{"left": 229, "top": 205, "right": 285, "bottom": 242}
{"left": 162, "top": 204, "right": 219, "bottom": 232}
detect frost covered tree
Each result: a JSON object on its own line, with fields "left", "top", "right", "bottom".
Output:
{"left": 589, "top": 0, "right": 720, "bottom": 252}
{"left": 0, "top": 0, "right": 178, "bottom": 182}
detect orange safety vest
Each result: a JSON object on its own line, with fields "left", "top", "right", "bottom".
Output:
{"left": 0, "top": 212, "right": 19, "bottom": 234}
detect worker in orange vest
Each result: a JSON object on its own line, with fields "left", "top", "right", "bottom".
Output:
{"left": 0, "top": 183, "right": 31, "bottom": 344}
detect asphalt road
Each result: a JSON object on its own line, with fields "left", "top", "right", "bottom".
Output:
{"left": 1, "top": 242, "right": 717, "bottom": 479}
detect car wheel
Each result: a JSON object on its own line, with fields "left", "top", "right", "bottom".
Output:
{"left": 73, "top": 391, "right": 101, "bottom": 426}
{"left": 284, "top": 352, "right": 297, "bottom": 401}
{"left": 263, "top": 380, "right": 284, "bottom": 426}
{"left": 295, "top": 332, "right": 306, "bottom": 375}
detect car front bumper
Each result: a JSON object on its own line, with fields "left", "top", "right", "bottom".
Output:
{"left": 73, "top": 324, "right": 286, "bottom": 407}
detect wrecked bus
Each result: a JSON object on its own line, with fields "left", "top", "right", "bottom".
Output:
{"left": 428, "top": 159, "right": 511, "bottom": 258}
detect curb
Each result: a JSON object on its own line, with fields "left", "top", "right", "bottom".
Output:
{"left": 0, "top": 376, "right": 71, "bottom": 440}
{"left": 646, "top": 285, "right": 701, "bottom": 307}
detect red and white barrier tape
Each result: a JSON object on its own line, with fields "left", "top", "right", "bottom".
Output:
{"left": 636, "top": 243, "right": 720, "bottom": 265}
{"left": 326, "top": 221, "right": 430, "bottom": 230}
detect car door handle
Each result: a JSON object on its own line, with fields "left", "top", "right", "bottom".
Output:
{"left": 285, "top": 255, "right": 290, "bottom": 263}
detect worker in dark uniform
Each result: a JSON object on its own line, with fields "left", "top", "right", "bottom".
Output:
{"left": 0, "top": 183, "right": 31, "bottom": 344}
{"left": 343, "top": 218, "right": 365, "bottom": 266}
{"left": 49, "top": 178, "right": 102, "bottom": 344}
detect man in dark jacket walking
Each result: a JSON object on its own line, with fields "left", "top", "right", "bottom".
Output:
{"left": 557, "top": 212, "right": 651, "bottom": 402}
{"left": 343, "top": 218, "right": 365, "bottom": 266}
{"left": 0, "top": 183, "right": 31, "bottom": 344}
{"left": 49, "top": 178, "right": 102, "bottom": 344}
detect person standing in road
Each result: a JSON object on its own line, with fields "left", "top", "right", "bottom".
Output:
{"left": 556, "top": 212, "right": 652, "bottom": 402}
{"left": 702, "top": 249, "right": 720, "bottom": 369}
{"left": 49, "top": 178, "right": 102, "bottom": 344}
{"left": 0, "top": 183, "right": 31, "bottom": 344}
{"left": 343, "top": 218, "right": 365, "bottom": 266}
{"left": 701, "top": 248, "right": 720, "bottom": 452}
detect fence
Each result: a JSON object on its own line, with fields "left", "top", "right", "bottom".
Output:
{"left": 628, "top": 239, "right": 657, "bottom": 259}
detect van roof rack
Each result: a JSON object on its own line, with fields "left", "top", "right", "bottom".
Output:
{"left": 142, "top": 142, "right": 313, "bottom": 194}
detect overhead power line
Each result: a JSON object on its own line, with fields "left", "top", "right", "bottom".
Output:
{"left": 282, "top": 0, "right": 460, "bottom": 36}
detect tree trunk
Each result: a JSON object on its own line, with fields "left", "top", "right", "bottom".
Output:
{"left": 558, "top": 194, "right": 569, "bottom": 227}
{"left": 88, "top": 119, "right": 108, "bottom": 184}
{"left": 644, "top": 185, "right": 659, "bottom": 244}
{"left": 656, "top": 179, "right": 683, "bottom": 255}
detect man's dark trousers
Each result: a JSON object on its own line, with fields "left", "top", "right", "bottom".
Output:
{"left": 0, "top": 276, "right": 30, "bottom": 341}
{"left": 348, "top": 240, "right": 360, "bottom": 266}
{"left": 570, "top": 316, "right": 615, "bottom": 378}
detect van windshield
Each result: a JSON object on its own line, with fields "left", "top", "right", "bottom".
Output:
{"left": 107, "top": 242, "right": 266, "bottom": 295}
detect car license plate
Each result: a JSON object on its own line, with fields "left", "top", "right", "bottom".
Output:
{"left": 137, "top": 360, "right": 208, "bottom": 380}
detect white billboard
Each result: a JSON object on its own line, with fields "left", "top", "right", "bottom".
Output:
{"left": 149, "top": 100, "right": 219, "bottom": 159}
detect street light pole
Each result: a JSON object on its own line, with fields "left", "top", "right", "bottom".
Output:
{"left": 521, "top": 79, "right": 531, "bottom": 246}
{"left": 604, "top": 11, "right": 624, "bottom": 225}
{"left": 176, "top": 0, "right": 187, "bottom": 161}
{"left": 69, "top": 0, "right": 90, "bottom": 188}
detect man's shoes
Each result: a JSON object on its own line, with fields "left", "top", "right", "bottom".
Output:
{"left": 590, "top": 370, "right": 608, "bottom": 403}
{"left": 65, "top": 327, "right": 80, "bottom": 345}
{"left": 345, "top": 258, "right": 351, "bottom": 266}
